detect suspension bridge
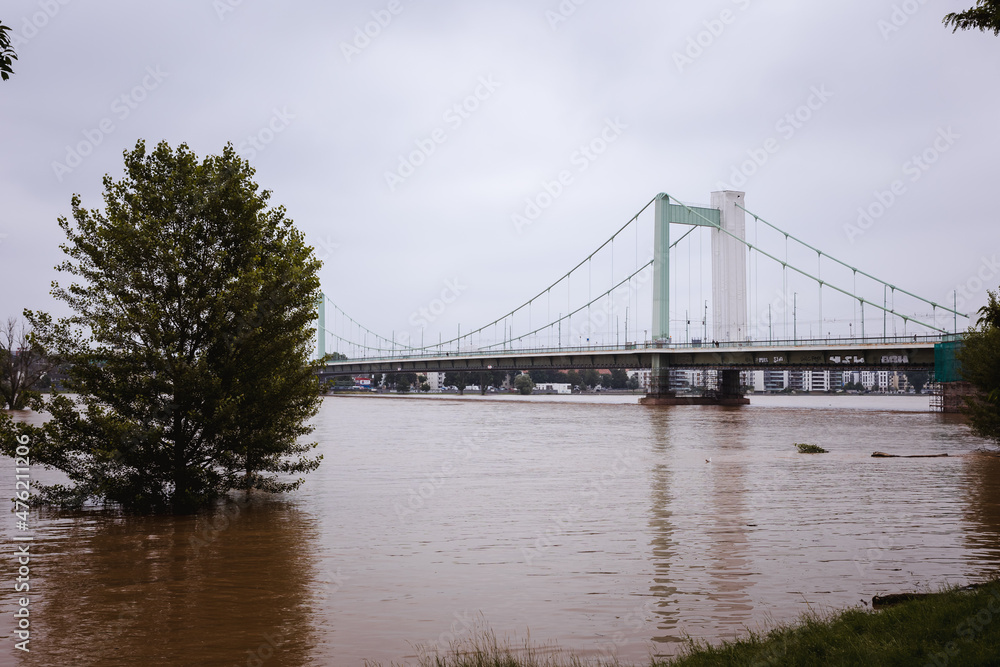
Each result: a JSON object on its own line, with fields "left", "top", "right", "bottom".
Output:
{"left": 315, "top": 190, "right": 968, "bottom": 405}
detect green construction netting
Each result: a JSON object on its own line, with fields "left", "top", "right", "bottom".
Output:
{"left": 934, "top": 335, "right": 964, "bottom": 383}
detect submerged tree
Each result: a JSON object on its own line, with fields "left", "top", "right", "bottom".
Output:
{"left": 0, "top": 140, "right": 323, "bottom": 513}
{"left": 956, "top": 289, "right": 1000, "bottom": 444}
{"left": 944, "top": 0, "right": 1000, "bottom": 35}
{"left": 0, "top": 316, "right": 60, "bottom": 409}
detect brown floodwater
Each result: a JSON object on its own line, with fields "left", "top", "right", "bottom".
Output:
{"left": 1, "top": 394, "right": 998, "bottom": 666}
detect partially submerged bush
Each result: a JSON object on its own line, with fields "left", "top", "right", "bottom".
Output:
{"left": 795, "top": 443, "right": 828, "bottom": 454}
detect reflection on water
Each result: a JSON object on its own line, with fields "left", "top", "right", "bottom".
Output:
{"left": 0, "top": 500, "right": 321, "bottom": 667}
{"left": 963, "top": 452, "right": 1000, "bottom": 574}
{"left": 1, "top": 394, "right": 998, "bottom": 665}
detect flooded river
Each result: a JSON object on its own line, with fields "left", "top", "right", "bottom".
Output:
{"left": 2, "top": 394, "right": 998, "bottom": 666}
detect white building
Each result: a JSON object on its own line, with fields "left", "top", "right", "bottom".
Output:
{"left": 425, "top": 371, "right": 445, "bottom": 391}
{"left": 534, "top": 382, "right": 572, "bottom": 394}
{"left": 629, "top": 369, "right": 652, "bottom": 392}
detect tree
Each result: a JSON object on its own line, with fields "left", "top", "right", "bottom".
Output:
{"left": 487, "top": 370, "right": 508, "bottom": 390}
{"left": 514, "top": 373, "right": 534, "bottom": 395}
{"left": 0, "top": 21, "right": 16, "bottom": 81}
{"left": 904, "top": 370, "right": 930, "bottom": 394}
{"left": 0, "top": 140, "right": 323, "bottom": 513}
{"left": 957, "top": 289, "right": 1000, "bottom": 443}
{"left": 332, "top": 376, "right": 355, "bottom": 390}
{"left": 566, "top": 370, "right": 582, "bottom": 388}
{"left": 444, "top": 370, "right": 471, "bottom": 394}
{"left": 0, "top": 316, "right": 60, "bottom": 409}
{"left": 581, "top": 369, "right": 600, "bottom": 389}
{"left": 626, "top": 374, "right": 640, "bottom": 391}
{"left": 394, "top": 372, "right": 417, "bottom": 392}
{"left": 608, "top": 368, "right": 629, "bottom": 389}
{"left": 944, "top": 0, "right": 1000, "bottom": 35}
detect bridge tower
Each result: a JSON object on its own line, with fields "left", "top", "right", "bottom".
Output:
{"left": 643, "top": 191, "right": 750, "bottom": 405}
{"left": 317, "top": 292, "right": 326, "bottom": 360}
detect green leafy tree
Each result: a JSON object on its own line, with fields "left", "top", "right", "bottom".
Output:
{"left": 626, "top": 374, "right": 639, "bottom": 391}
{"left": 514, "top": 373, "right": 534, "bottom": 395}
{"left": 487, "top": 370, "right": 508, "bottom": 390}
{"left": 957, "top": 290, "right": 1000, "bottom": 443}
{"left": 394, "top": 372, "right": 417, "bottom": 392}
{"left": 566, "top": 370, "right": 582, "bottom": 388}
{"left": 445, "top": 370, "right": 473, "bottom": 394}
{"left": 608, "top": 368, "right": 629, "bottom": 389}
{"left": 0, "top": 140, "right": 323, "bottom": 513}
{"left": 944, "top": 0, "right": 1000, "bottom": 35}
{"left": 581, "top": 368, "right": 600, "bottom": 389}
{"left": 0, "top": 21, "right": 16, "bottom": 81}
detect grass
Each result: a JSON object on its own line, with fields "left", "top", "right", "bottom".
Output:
{"left": 371, "top": 580, "right": 1000, "bottom": 667}
{"left": 795, "top": 443, "right": 828, "bottom": 454}
{"left": 659, "top": 579, "right": 1000, "bottom": 666}
{"left": 364, "top": 629, "right": 622, "bottom": 667}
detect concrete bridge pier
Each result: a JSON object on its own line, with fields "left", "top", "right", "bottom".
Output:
{"left": 638, "top": 357, "right": 750, "bottom": 406}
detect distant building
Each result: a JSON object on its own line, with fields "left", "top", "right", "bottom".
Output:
{"left": 763, "top": 370, "right": 787, "bottom": 392}
{"left": 534, "top": 382, "right": 572, "bottom": 394}
{"left": 425, "top": 371, "right": 445, "bottom": 391}
{"left": 788, "top": 371, "right": 807, "bottom": 392}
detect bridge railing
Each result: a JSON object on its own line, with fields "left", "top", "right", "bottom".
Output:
{"left": 322, "top": 333, "right": 951, "bottom": 366}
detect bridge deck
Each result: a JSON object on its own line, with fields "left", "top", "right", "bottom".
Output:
{"left": 319, "top": 336, "right": 940, "bottom": 377}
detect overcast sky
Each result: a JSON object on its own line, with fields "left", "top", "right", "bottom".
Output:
{"left": 1, "top": 0, "right": 998, "bottom": 350}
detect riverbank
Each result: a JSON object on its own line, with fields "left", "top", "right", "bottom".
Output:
{"left": 375, "top": 579, "right": 1000, "bottom": 666}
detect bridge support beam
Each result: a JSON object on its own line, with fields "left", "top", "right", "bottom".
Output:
{"left": 638, "top": 356, "right": 750, "bottom": 406}
{"left": 718, "top": 369, "right": 749, "bottom": 404}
